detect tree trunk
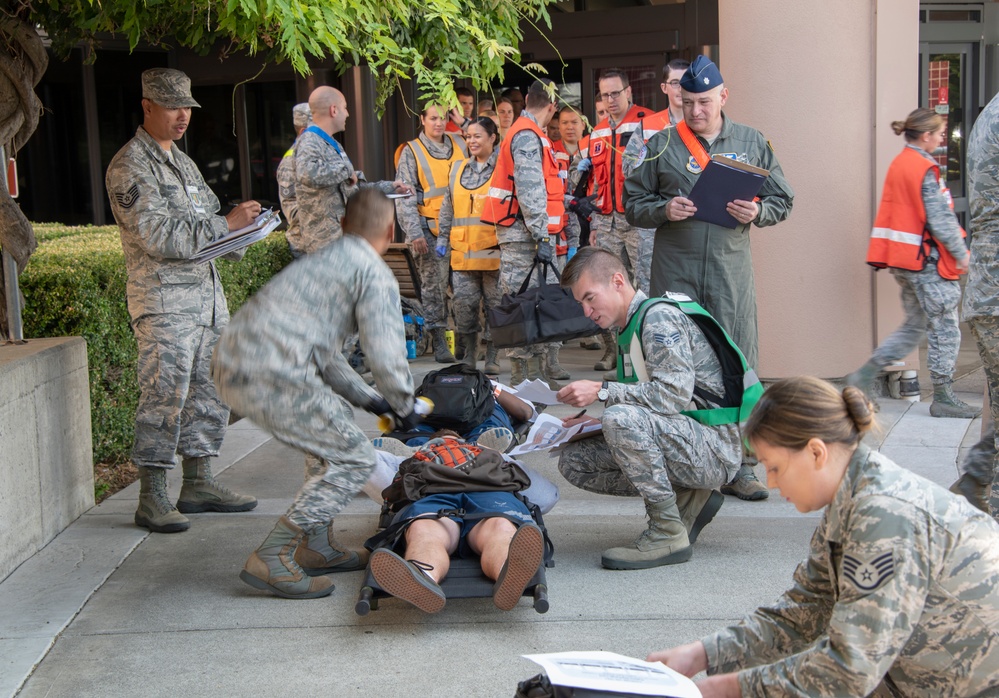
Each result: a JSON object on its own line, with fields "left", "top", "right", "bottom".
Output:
{"left": 0, "top": 18, "right": 47, "bottom": 339}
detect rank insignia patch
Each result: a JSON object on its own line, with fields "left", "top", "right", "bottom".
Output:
{"left": 114, "top": 184, "right": 140, "bottom": 209}
{"left": 843, "top": 551, "right": 895, "bottom": 592}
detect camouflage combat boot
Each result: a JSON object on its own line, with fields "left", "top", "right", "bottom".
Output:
{"left": 431, "top": 328, "right": 456, "bottom": 364}
{"left": 457, "top": 332, "right": 478, "bottom": 366}
{"left": 530, "top": 354, "right": 559, "bottom": 390}
{"left": 544, "top": 346, "right": 571, "bottom": 380}
{"left": 177, "top": 456, "right": 258, "bottom": 513}
{"left": 721, "top": 463, "right": 770, "bottom": 501}
{"left": 844, "top": 359, "right": 881, "bottom": 395}
{"left": 675, "top": 487, "right": 724, "bottom": 544}
{"left": 601, "top": 496, "right": 692, "bottom": 570}
{"left": 135, "top": 466, "right": 190, "bottom": 534}
{"left": 294, "top": 521, "right": 368, "bottom": 575}
{"left": 930, "top": 383, "right": 982, "bottom": 419}
{"left": 239, "top": 516, "right": 335, "bottom": 599}
{"left": 484, "top": 342, "right": 501, "bottom": 376}
{"left": 510, "top": 358, "right": 528, "bottom": 386}
{"left": 950, "top": 427, "right": 997, "bottom": 513}
{"left": 594, "top": 331, "right": 617, "bottom": 372}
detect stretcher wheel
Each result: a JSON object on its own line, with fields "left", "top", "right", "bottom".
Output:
{"left": 533, "top": 584, "right": 549, "bottom": 614}
{"left": 356, "top": 586, "right": 374, "bottom": 616}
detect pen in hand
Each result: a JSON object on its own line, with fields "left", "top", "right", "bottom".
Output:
{"left": 571, "top": 409, "right": 587, "bottom": 419}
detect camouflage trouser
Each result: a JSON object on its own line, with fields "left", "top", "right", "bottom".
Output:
{"left": 870, "top": 265, "right": 962, "bottom": 384}
{"left": 131, "top": 315, "right": 229, "bottom": 469}
{"left": 413, "top": 230, "right": 450, "bottom": 329}
{"left": 590, "top": 210, "right": 652, "bottom": 293}
{"left": 212, "top": 366, "right": 374, "bottom": 531}
{"left": 557, "top": 404, "right": 741, "bottom": 504}
{"left": 969, "top": 317, "right": 999, "bottom": 489}
{"left": 452, "top": 268, "right": 501, "bottom": 339}
{"left": 499, "top": 241, "right": 559, "bottom": 360}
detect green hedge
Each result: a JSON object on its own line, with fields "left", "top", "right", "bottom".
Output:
{"left": 20, "top": 223, "right": 293, "bottom": 468}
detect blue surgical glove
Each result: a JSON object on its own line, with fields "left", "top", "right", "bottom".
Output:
{"left": 567, "top": 247, "right": 577, "bottom": 261}
{"left": 435, "top": 244, "right": 447, "bottom": 257}
{"left": 576, "top": 157, "right": 592, "bottom": 173}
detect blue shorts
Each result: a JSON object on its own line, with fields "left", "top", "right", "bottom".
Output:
{"left": 398, "top": 491, "right": 533, "bottom": 558}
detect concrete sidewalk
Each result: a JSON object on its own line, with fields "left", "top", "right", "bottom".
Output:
{"left": 0, "top": 346, "right": 991, "bottom": 698}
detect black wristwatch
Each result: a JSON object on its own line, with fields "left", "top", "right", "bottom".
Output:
{"left": 597, "top": 380, "right": 609, "bottom": 403}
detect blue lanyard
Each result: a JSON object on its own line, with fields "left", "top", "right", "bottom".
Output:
{"left": 305, "top": 125, "right": 344, "bottom": 156}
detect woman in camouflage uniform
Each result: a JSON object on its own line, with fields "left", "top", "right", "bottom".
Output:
{"left": 648, "top": 376, "right": 999, "bottom": 697}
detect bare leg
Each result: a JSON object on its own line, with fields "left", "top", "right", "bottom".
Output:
{"left": 402, "top": 517, "right": 459, "bottom": 582}
{"left": 466, "top": 516, "right": 518, "bottom": 580}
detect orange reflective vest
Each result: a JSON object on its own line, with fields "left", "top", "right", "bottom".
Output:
{"left": 405, "top": 133, "right": 466, "bottom": 235}
{"left": 583, "top": 104, "right": 652, "bottom": 214}
{"left": 448, "top": 159, "right": 500, "bottom": 271}
{"left": 866, "top": 146, "right": 966, "bottom": 280}
{"left": 639, "top": 109, "right": 674, "bottom": 141}
{"left": 481, "top": 116, "right": 565, "bottom": 235}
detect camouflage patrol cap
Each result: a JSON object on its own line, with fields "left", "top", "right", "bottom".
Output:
{"left": 141, "top": 68, "right": 201, "bottom": 109}
{"left": 292, "top": 103, "right": 312, "bottom": 129}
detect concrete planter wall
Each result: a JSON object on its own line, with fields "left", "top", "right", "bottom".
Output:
{"left": 0, "top": 337, "right": 94, "bottom": 582}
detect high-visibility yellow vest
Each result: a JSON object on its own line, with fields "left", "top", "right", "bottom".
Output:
{"left": 448, "top": 159, "right": 500, "bottom": 271}
{"left": 406, "top": 133, "right": 466, "bottom": 236}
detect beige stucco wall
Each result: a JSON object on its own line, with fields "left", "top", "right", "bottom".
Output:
{"left": 718, "top": 0, "right": 918, "bottom": 378}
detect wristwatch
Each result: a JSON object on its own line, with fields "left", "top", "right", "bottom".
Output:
{"left": 597, "top": 380, "right": 609, "bottom": 403}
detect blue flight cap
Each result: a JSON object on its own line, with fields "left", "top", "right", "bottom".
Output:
{"left": 680, "top": 56, "right": 724, "bottom": 93}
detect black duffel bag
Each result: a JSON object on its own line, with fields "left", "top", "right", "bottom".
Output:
{"left": 487, "top": 259, "right": 599, "bottom": 348}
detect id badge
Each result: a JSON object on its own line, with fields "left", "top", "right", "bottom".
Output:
{"left": 187, "top": 184, "right": 207, "bottom": 214}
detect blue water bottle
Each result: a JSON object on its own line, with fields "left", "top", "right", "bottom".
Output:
{"left": 406, "top": 339, "right": 417, "bottom": 360}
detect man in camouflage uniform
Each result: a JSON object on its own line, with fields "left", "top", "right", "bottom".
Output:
{"left": 624, "top": 56, "right": 794, "bottom": 502}
{"left": 486, "top": 80, "right": 569, "bottom": 387}
{"left": 276, "top": 102, "right": 311, "bottom": 257}
{"left": 212, "top": 189, "right": 418, "bottom": 599}
{"left": 555, "top": 248, "right": 738, "bottom": 570}
{"left": 956, "top": 91, "right": 999, "bottom": 515}
{"left": 293, "top": 86, "right": 409, "bottom": 254}
{"left": 105, "top": 68, "right": 259, "bottom": 534}
{"left": 650, "top": 444, "right": 999, "bottom": 697}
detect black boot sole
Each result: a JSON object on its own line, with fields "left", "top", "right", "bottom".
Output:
{"left": 689, "top": 491, "right": 724, "bottom": 545}
{"left": 177, "top": 500, "right": 259, "bottom": 514}
{"left": 134, "top": 514, "right": 190, "bottom": 534}
{"left": 601, "top": 545, "right": 692, "bottom": 570}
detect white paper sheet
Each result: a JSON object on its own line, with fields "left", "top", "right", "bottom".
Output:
{"left": 507, "top": 413, "right": 583, "bottom": 456}
{"left": 522, "top": 651, "right": 701, "bottom": 698}
{"left": 191, "top": 209, "right": 282, "bottom": 264}
{"left": 510, "top": 378, "right": 562, "bottom": 405}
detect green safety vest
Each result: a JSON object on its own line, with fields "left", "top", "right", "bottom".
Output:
{"left": 616, "top": 295, "right": 763, "bottom": 426}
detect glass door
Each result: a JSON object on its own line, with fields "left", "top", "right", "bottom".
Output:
{"left": 919, "top": 41, "right": 980, "bottom": 220}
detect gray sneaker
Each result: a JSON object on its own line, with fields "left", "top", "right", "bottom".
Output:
{"left": 475, "top": 427, "right": 515, "bottom": 453}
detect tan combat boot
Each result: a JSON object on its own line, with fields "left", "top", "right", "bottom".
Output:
{"left": 544, "top": 345, "right": 571, "bottom": 380}
{"left": 135, "top": 466, "right": 190, "bottom": 533}
{"left": 177, "top": 456, "right": 258, "bottom": 513}
{"left": 510, "top": 358, "right": 528, "bottom": 386}
{"left": 601, "top": 497, "right": 692, "bottom": 570}
{"left": 675, "top": 487, "right": 724, "bottom": 544}
{"left": 950, "top": 429, "right": 996, "bottom": 513}
{"left": 240, "top": 516, "right": 335, "bottom": 599}
{"left": 930, "top": 383, "right": 982, "bottom": 419}
{"left": 594, "top": 331, "right": 617, "bottom": 371}
{"left": 294, "top": 521, "right": 368, "bottom": 575}
{"left": 484, "top": 342, "right": 501, "bottom": 376}
{"left": 457, "top": 332, "right": 479, "bottom": 366}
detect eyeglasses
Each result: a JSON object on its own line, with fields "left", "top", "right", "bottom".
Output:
{"left": 598, "top": 89, "right": 626, "bottom": 101}
{"left": 664, "top": 80, "right": 682, "bottom": 88}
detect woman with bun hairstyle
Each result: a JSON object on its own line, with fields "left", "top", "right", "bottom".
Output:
{"left": 647, "top": 376, "right": 999, "bottom": 698}
{"left": 848, "top": 108, "right": 978, "bottom": 418}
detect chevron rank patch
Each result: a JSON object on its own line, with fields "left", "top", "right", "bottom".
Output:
{"left": 654, "top": 331, "right": 682, "bottom": 348}
{"left": 114, "top": 184, "right": 140, "bottom": 209}
{"left": 842, "top": 551, "right": 895, "bottom": 593}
